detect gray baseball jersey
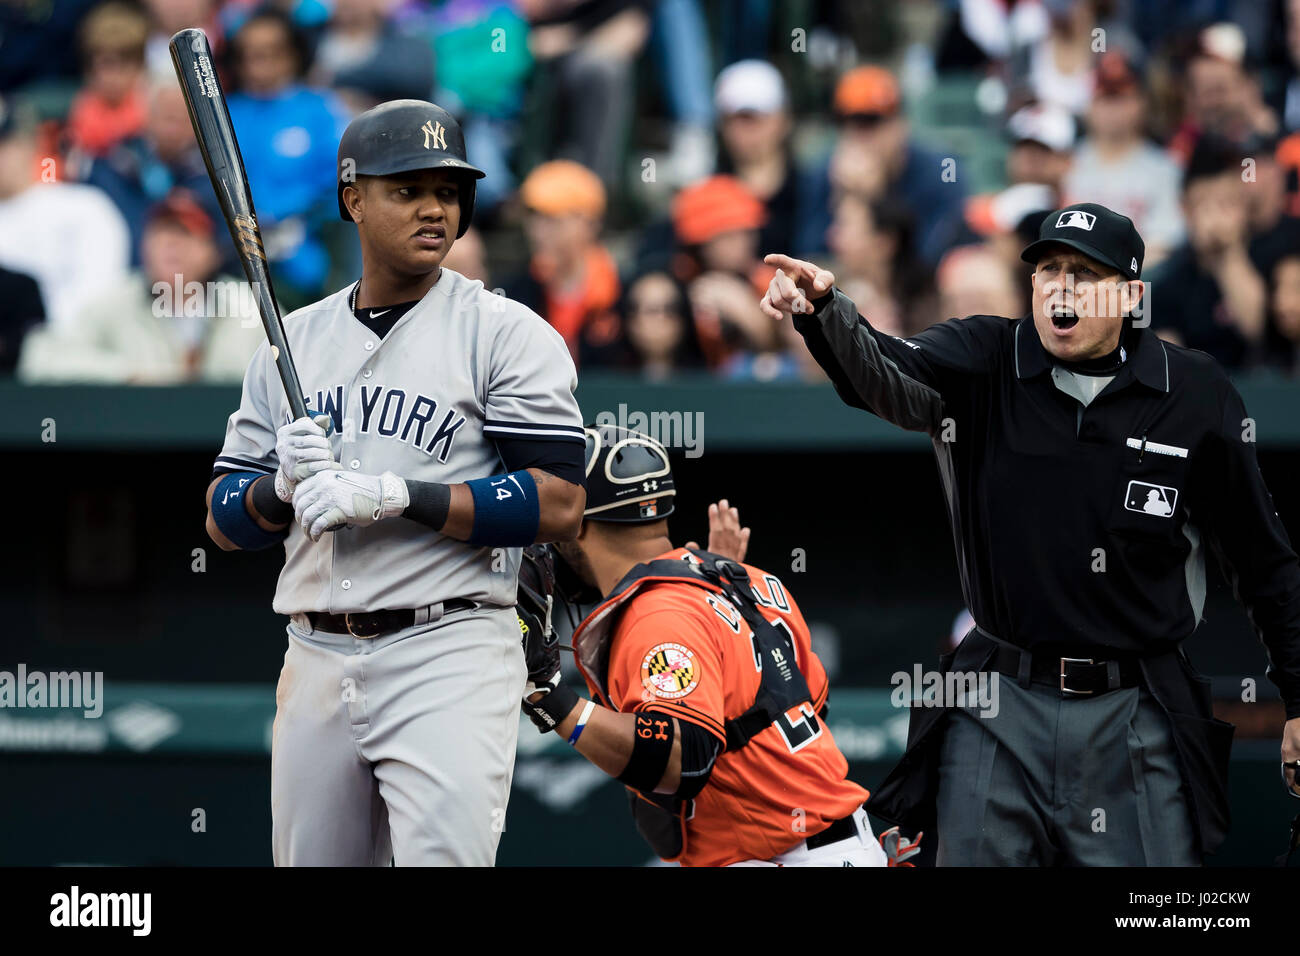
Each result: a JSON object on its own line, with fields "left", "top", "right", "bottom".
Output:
{"left": 213, "top": 267, "right": 583, "bottom": 613}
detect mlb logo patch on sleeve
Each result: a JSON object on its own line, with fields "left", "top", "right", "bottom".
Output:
{"left": 1124, "top": 480, "right": 1177, "bottom": 517}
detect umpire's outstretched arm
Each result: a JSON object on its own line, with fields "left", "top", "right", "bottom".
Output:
{"left": 761, "top": 254, "right": 1003, "bottom": 436}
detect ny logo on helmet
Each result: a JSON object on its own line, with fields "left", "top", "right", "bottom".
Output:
{"left": 422, "top": 120, "right": 447, "bottom": 151}
{"left": 1056, "top": 210, "right": 1096, "bottom": 230}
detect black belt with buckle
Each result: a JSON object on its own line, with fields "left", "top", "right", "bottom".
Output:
{"left": 990, "top": 643, "right": 1143, "bottom": 697}
{"left": 308, "top": 598, "right": 476, "bottom": 638}
{"left": 806, "top": 808, "right": 861, "bottom": 850}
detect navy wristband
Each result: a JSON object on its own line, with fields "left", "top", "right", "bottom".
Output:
{"left": 466, "top": 470, "right": 540, "bottom": 547}
{"left": 211, "top": 473, "right": 287, "bottom": 550}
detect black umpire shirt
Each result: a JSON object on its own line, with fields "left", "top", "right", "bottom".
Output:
{"left": 795, "top": 288, "right": 1300, "bottom": 720}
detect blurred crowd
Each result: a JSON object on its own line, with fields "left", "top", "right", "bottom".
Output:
{"left": 1, "top": 0, "right": 1299, "bottom": 384}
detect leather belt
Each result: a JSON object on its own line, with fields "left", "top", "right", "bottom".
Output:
{"left": 806, "top": 808, "right": 862, "bottom": 850}
{"left": 307, "top": 598, "right": 476, "bottom": 639}
{"left": 989, "top": 643, "right": 1142, "bottom": 697}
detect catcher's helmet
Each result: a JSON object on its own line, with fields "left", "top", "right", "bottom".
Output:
{"left": 336, "top": 99, "right": 485, "bottom": 238}
{"left": 582, "top": 424, "right": 676, "bottom": 523}
{"left": 519, "top": 426, "right": 676, "bottom": 615}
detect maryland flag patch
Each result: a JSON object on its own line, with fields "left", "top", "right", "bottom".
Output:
{"left": 641, "top": 643, "right": 699, "bottom": 699}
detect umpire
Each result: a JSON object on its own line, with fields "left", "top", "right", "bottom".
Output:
{"left": 760, "top": 202, "right": 1300, "bottom": 865}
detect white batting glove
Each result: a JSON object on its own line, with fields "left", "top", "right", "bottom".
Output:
{"left": 274, "top": 415, "right": 339, "bottom": 502}
{"left": 292, "top": 469, "right": 410, "bottom": 541}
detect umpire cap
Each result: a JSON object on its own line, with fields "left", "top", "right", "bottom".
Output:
{"left": 1020, "top": 202, "right": 1145, "bottom": 280}
{"left": 583, "top": 424, "right": 676, "bottom": 523}
{"left": 336, "top": 99, "right": 485, "bottom": 238}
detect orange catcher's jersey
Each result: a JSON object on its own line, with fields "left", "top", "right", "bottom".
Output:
{"left": 586, "top": 548, "right": 868, "bottom": 866}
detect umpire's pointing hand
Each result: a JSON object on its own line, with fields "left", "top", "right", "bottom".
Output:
{"left": 759, "top": 254, "right": 835, "bottom": 321}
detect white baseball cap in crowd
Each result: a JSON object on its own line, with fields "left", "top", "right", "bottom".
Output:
{"left": 714, "top": 59, "right": 788, "bottom": 116}
{"left": 1006, "top": 103, "right": 1077, "bottom": 153}
{"left": 992, "top": 183, "right": 1057, "bottom": 232}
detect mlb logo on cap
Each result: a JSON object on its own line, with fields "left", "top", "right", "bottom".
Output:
{"left": 1056, "top": 210, "right": 1096, "bottom": 230}
{"left": 1021, "top": 202, "right": 1146, "bottom": 280}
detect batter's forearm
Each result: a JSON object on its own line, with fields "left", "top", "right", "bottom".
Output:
{"left": 205, "top": 473, "right": 290, "bottom": 551}
{"left": 529, "top": 468, "right": 585, "bottom": 541}
{"left": 397, "top": 478, "right": 472, "bottom": 539}
{"left": 401, "top": 479, "right": 468, "bottom": 537}
{"left": 401, "top": 470, "right": 582, "bottom": 542}
{"left": 247, "top": 475, "right": 292, "bottom": 529}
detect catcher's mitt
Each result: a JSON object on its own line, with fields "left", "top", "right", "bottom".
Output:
{"left": 518, "top": 545, "right": 562, "bottom": 717}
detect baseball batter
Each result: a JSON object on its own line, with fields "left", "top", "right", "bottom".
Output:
{"left": 202, "top": 100, "right": 586, "bottom": 866}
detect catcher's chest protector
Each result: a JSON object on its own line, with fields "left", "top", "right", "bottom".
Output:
{"left": 572, "top": 549, "right": 817, "bottom": 859}
{"left": 575, "top": 548, "right": 813, "bottom": 745}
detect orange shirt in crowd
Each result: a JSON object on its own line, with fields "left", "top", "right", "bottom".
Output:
{"left": 66, "top": 85, "right": 147, "bottom": 156}
{"left": 533, "top": 244, "right": 621, "bottom": 362}
{"left": 578, "top": 548, "right": 868, "bottom": 866}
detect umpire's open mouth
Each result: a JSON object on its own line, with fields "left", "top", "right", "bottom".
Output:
{"left": 1050, "top": 308, "right": 1079, "bottom": 331}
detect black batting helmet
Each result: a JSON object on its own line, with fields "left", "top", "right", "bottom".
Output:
{"left": 582, "top": 424, "right": 676, "bottom": 523}
{"left": 336, "top": 99, "right": 485, "bottom": 238}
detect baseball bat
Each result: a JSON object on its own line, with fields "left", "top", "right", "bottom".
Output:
{"left": 169, "top": 27, "right": 309, "bottom": 422}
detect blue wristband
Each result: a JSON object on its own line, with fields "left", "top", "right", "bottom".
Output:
{"left": 211, "top": 472, "right": 287, "bottom": 550}
{"left": 466, "top": 469, "right": 540, "bottom": 547}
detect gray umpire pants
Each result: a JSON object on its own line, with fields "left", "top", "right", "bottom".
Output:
{"left": 935, "top": 677, "right": 1199, "bottom": 866}
{"left": 271, "top": 605, "right": 526, "bottom": 866}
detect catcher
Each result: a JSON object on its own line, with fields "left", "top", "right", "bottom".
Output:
{"left": 516, "top": 423, "right": 919, "bottom": 866}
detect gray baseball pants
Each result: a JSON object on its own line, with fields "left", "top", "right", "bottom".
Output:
{"left": 271, "top": 604, "right": 526, "bottom": 866}
{"left": 935, "top": 678, "right": 1199, "bottom": 866}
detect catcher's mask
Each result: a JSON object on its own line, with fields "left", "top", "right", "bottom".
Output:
{"left": 525, "top": 425, "right": 679, "bottom": 628}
